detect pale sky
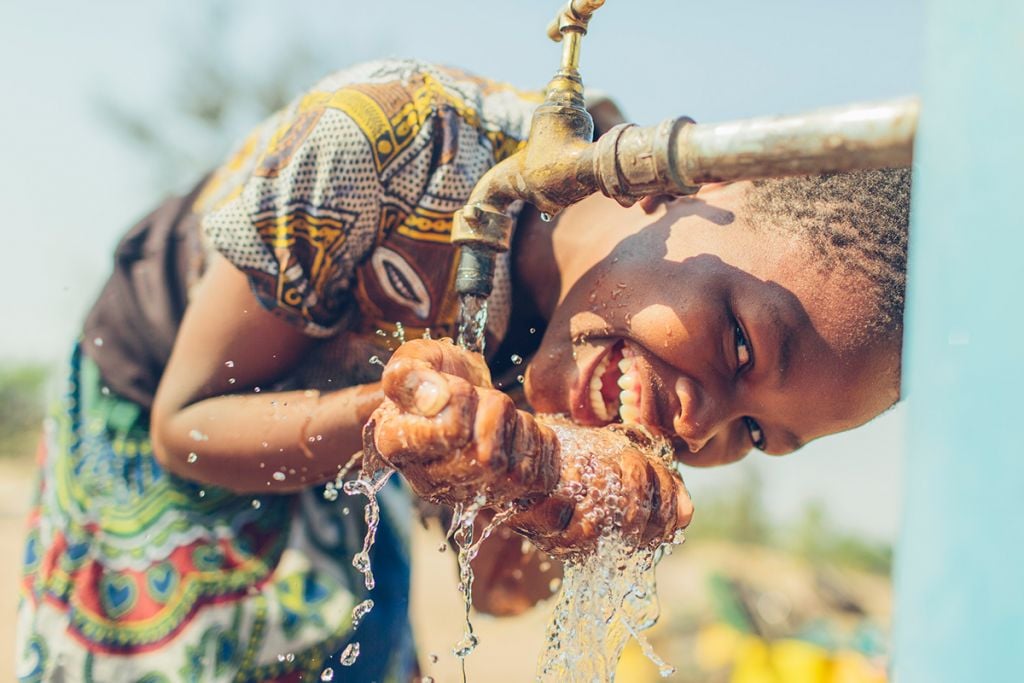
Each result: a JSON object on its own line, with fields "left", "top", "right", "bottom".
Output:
{"left": 0, "top": 0, "right": 924, "bottom": 540}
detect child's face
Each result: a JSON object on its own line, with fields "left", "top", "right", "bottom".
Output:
{"left": 524, "top": 185, "right": 901, "bottom": 467}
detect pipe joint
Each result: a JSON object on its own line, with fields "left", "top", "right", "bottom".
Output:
{"left": 594, "top": 117, "right": 700, "bottom": 206}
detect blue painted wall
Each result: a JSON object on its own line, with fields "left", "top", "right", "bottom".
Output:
{"left": 896, "top": 1, "right": 1024, "bottom": 681}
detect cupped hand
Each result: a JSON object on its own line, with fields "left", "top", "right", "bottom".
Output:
{"left": 505, "top": 423, "right": 693, "bottom": 557}
{"left": 369, "top": 338, "right": 560, "bottom": 506}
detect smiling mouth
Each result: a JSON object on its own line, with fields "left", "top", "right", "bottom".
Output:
{"left": 587, "top": 341, "right": 644, "bottom": 425}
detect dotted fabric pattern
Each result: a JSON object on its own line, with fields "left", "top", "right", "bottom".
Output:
{"left": 200, "top": 59, "right": 539, "bottom": 341}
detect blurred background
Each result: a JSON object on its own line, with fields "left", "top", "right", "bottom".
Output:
{"left": 0, "top": 1, "right": 922, "bottom": 680}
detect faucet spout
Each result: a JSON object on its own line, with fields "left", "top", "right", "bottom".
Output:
{"left": 451, "top": 1, "right": 603, "bottom": 298}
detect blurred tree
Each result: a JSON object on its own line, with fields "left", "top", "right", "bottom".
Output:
{"left": 0, "top": 364, "right": 48, "bottom": 458}
{"left": 96, "top": 0, "right": 335, "bottom": 190}
{"left": 687, "top": 473, "right": 892, "bottom": 575}
{"left": 687, "top": 469, "right": 772, "bottom": 545}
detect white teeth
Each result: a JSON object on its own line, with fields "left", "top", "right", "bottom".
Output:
{"left": 590, "top": 386, "right": 611, "bottom": 421}
{"left": 617, "top": 354, "right": 641, "bottom": 423}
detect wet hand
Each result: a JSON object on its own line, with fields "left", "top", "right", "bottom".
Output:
{"left": 505, "top": 424, "right": 694, "bottom": 558}
{"left": 369, "top": 339, "right": 561, "bottom": 506}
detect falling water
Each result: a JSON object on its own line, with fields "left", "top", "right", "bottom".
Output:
{"left": 456, "top": 294, "right": 489, "bottom": 354}
{"left": 534, "top": 417, "right": 683, "bottom": 681}
{"left": 338, "top": 441, "right": 395, "bottom": 667}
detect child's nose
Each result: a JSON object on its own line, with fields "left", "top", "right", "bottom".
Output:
{"left": 671, "top": 375, "right": 721, "bottom": 452}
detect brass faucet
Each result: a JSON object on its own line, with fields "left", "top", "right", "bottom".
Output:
{"left": 451, "top": 0, "right": 919, "bottom": 298}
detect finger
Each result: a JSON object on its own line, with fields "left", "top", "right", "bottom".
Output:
{"left": 382, "top": 364, "right": 453, "bottom": 417}
{"left": 472, "top": 389, "right": 517, "bottom": 474}
{"left": 507, "top": 496, "right": 575, "bottom": 539}
{"left": 641, "top": 461, "right": 688, "bottom": 546}
{"left": 385, "top": 338, "right": 492, "bottom": 387}
{"left": 371, "top": 387, "right": 477, "bottom": 464}
{"left": 616, "top": 451, "right": 654, "bottom": 545}
{"left": 508, "top": 412, "right": 561, "bottom": 496}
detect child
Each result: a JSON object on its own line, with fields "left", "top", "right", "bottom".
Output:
{"left": 17, "top": 58, "right": 909, "bottom": 682}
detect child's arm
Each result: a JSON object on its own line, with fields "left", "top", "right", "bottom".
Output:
{"left": 150, "top": 254, "right": 382, "bottom": 493}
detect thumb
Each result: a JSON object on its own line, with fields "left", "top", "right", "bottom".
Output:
{"left": 381, "top": 362, "right": 452, "bottom": 417}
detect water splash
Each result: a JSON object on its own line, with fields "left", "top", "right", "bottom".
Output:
{"left": 448, "top": 501, "right": 517, "bottom": 681}
{"left": 350, "top": 598, "right": 374, "bottom": 630}
{"left": 343, "top": 466, "right": 394, "bottom": 591}
{"left": 534, "top": 417, "right": 683, "bottom": 681}
{"left": 339, "top": 642, "right": 360, "bottom": 666}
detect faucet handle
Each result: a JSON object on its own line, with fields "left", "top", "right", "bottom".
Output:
{"left": 546, "top": 0, "right": 606, "bottom": 41}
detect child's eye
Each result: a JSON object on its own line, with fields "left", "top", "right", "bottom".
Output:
{"left": 734, "top": 322, "right": 752, "bottom": 370}
{"left": 743, "top": 417, "right": 766, "bottom": 451}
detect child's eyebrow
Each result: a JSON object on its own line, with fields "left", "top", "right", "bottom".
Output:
{"left": 765, "top": 301, "right": 796, "bottom": 392}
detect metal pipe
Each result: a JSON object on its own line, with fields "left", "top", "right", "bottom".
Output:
{"left": 676, "top": 97, "right": 918, "bottom": 184}
{"left": 592, "top": 98, "right": 919, "bottom": 205}
{"left": 547, "top": 0, "right": 606, "bottom": 41}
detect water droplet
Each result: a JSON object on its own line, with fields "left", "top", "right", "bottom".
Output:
{"left": 323, "top": 483, "right": 339, "bottom": 502}
{"left": 540, "top": 212, "right": 552, "bottom": 222}
{"left": 510, "top": 354, "right": 523, "bottom": 365}
{"left": 198, "top": 489, "right": 206, "bottom": 498}
{"left": 453, "top": 633, "right": 479, "bottom": 658}
{"left": 224, "top": 360, "right": 235, "bottom": 368}
{"left": 320, "top": 668, "right": 335, "bottom": 681}
{"left": 285, "top": 652, "right": 295, "bottom": 663}
{"left": 254, "top": 386, "right": 261, "bottom": 393}
{"left": 369, "top": 355, "right": 384, "bottom": 367}
{"left": 228, "top": 377, "right": 236, "bottom": 384}
{"left": 189, "top": 429, "right": 208, "bottom": 442}
{"left": 375, "top": 328, "right": 387, "bottom": 337}
{"left": 517, "top": 374, "right": 525, "bottom": 384}
{"left": 339, "top": 642, "right": 360, "bottom": 666}
{"left": 437, "top": 543, "right": 447, "bottom": 553}
{"left": 351, "top": 598, "right": 374, "bottom": 629}
{"left": 251, "top": 499, "right": 261, "bottom": 509}
{"left": 187, "top": 452, "right": 198, "bottom": 463}
{"left": 272, "top": 472, "right": 286, "bottom": 481}
{"left": 93, "top": 337, "right": 104, "bottom": 347}
{"left": 277, "top": 654, "right": 286, "bottom": 663}
{"left": 549, "top": 577, "right": 562, "bottom": 592}
{"left": 422, "top": 677, "right": 435, "bottom": 683}
{"left": 429, "top": 653, "right": 439, "bottom": 664}
{"left": 529, "top": 327, "right": 537, "bottom": 334}
{"left": 100, "top": 386, "right": 110, "bottom": 396}
{"left": 341, "top": 506, "right": 350, "bottom": 515}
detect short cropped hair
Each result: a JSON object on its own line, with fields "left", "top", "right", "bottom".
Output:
{"left": 742, "top": 168, "right": 911, "bottom": 334}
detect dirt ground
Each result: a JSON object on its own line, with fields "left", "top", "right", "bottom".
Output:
{"left": 1, "top": 456, "right": 36, "bottom": 683}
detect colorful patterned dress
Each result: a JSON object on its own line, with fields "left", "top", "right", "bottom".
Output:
{"left": 17, "top": 59, "right": 538, "bottom": 682}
